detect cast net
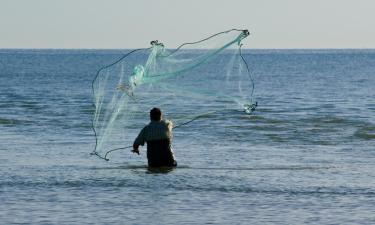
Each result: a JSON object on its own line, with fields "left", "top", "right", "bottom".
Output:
{"left": 91, "top": 29, "right": 256, "bottom": 160}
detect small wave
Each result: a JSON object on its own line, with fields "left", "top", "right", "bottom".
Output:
{"left": 0, "top": 118, "right": 15, "bottom": 125}
{"left": 299, "top": 116, "right": 348, "bottom": 125}
{"left": 19, "top": 102, "right": 44, "bottom": 110}
{"left": 90, "top": 165, "right": 335, "bottom": 171}
{"left": 2, "top": 179, "right": 374, "bottom": 196}
{"left": 0, "top": 117, "right": 33, "bottom": 126}
{"left": 0, "top": 99, "right": 45, "bottom": 111}
{"left": 265, "top": 134, "right": 285, "bottom": 142}
{"left": 247, "top": 115, "right": 285, "bottom": 125}
{"left": 81, "top": 107, "right": 95, "bottom": 115}
{"left": 251, "top": 125, "right": 285, "bottom": 131}
{"left": 0, "top": 102, "right": 15, "bottom": 108}
{"left": 184, "top": 186, "right": 375, "bottom": 196}
{"left": 185, "top": 165, "right": 336, "bottom": 171}
{"left": 354, "top": 126, "right": 375, "bottom": 140}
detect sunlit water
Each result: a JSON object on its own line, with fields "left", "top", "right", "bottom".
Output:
{"left": 1, "top": 49, "right": 375, "bottom": 224}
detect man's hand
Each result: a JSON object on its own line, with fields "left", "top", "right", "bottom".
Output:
{"left": 132, "top": 144, "right": 140, "bottom": 155}
{"left": 131, "top": 149, "right": 140, "bottom": 155}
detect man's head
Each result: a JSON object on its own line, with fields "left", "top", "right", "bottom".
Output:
{"left": 150, "top": 107, "right": 162, "bottom": 121}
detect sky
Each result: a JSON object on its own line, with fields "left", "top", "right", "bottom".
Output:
{"left": 1, "top": 0, "right": 374, "bottom": 49}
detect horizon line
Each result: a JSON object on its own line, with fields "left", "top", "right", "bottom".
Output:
{"left": 1, "top": 47, "right": 375, "bottom": 51}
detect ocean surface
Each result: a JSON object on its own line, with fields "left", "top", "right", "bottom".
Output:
{"left": 0, "top": 49, "right": 374, "bottom": 224}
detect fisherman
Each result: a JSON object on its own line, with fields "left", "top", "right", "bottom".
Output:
{"left": 132, "top": 108, "right": 177, "bottom": 167}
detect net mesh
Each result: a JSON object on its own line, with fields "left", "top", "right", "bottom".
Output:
{"left": 91, "top": 29, "right": 256, "bottom": 160}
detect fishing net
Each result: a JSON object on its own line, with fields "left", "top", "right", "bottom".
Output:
{"left": 91, "top": 29, "right": 256, "bottom": 160}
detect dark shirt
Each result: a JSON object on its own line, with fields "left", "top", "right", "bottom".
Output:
{"left": 134, "top": 120, "right": 176, "bottom": 167}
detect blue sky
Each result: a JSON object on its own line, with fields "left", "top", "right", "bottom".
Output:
{"left": 1, "top": 0, "right": 374, "bottom": 49}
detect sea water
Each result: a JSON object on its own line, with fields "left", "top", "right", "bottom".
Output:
{"left": 0, "top": 49, "right": 374, "bottom": 224}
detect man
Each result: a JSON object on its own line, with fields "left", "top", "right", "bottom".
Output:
{"left": 132, "top": 108, "right": 177, "bottom": 167}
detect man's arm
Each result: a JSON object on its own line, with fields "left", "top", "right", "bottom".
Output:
{"left": 132, "top": 127, "right": 145, "bottom": 155}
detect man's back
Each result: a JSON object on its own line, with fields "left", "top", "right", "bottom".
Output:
{"left": 137, "top": 120, "right": 172, "bottom": 142}
{"left": 133, "top": 119, "right": 176, "bottom": 167}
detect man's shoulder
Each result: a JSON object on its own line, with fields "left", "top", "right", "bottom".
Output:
{"left": 147, "top": 120, "right": 173, "bottom": 129}
{"left": 162, "top": 119, "right": 173, "bottom": 128}
{"left": 162, "top": 119, "right": 172, "bottom": 124}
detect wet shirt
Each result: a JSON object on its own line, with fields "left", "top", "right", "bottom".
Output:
{"left": 133, "top": 120, "right": 176, "bottom": 167}
{"left": 133, "top": 120, "right": 173, "bottom": 146}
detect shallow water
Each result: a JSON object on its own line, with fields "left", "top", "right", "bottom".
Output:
{"left": 1, "top": 49, "right": 375, "bottom": 224}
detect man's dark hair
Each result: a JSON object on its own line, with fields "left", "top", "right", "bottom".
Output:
{"left": 150, "top": 108, "right": 162, "bottom": 121}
